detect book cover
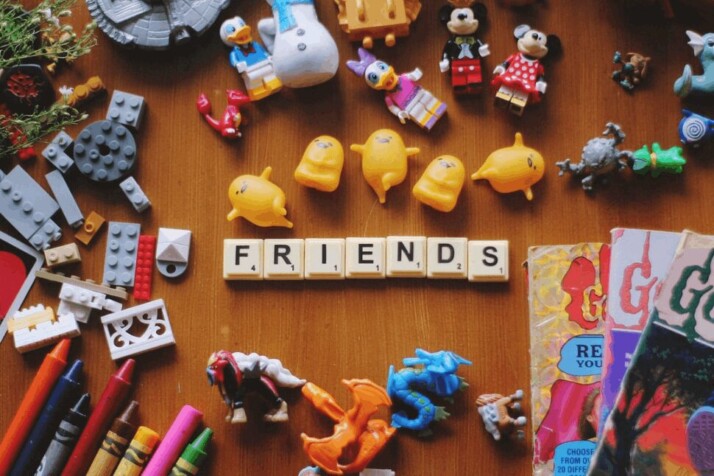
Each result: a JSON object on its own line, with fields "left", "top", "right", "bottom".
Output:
{"left": 528, "top": 243, "right": 610, "bottom": 476}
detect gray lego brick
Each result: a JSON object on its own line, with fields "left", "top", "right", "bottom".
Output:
{"left": 45, "top": 170, "right": 85, "bottom": 228}
{"left": 106, "top": 90, "right": 146, "bottom": 130}
{"left": 119, "top": 176, "right": 151, "bottom": 213}
{"left": 103, "top": 221, "right": 141, "bottom": 287}
{"left": 0, "top": 166, "right": 60, "bottom": 240}
{"left": 27, "top": 219, "right": 62, "bottom": 250}
{"left": 41, "top": 131, "right": 74, "bottom": 174}
{"left": 73, "top": 120, "right": 137, "bottom": 183}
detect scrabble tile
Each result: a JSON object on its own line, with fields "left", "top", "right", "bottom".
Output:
{"left": 468, "top": 240, "right": 509, "bottom": 282}
{"left": 223, "top": 239, "right": 263, "bottom": 280}
{"left": 264, "top": 239, "right": 304, "bottom": 280}
{"left": 345, "top": 238, "right": 386, "bottom": 279}
{"left": 305, "top": 239, "right": 345, "bottom": 280}
{"left": 386, "top": 236, "right": 426, "bottom": 278}
{"left": 427, "top": 237, "right": 468, "bottom": 279}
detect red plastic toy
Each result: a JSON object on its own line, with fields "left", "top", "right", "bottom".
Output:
{"left": 196, "top": 90, "right": 251, "bottom": 139}
{"left": 133, "top": 235, "right": 156, "bottom": 301}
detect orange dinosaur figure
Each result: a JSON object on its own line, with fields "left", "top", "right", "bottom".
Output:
{"left": 300, "top": 379, "right": 396, "bottom": 475}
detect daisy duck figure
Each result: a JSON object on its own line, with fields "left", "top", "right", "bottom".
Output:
{"left": 220, "top": 16, "right": 283, "bottom": 101}
{"left": 347, "top": 48, "right": 447, "bottom": 131}
{"left": 491, "top": 25, "right": 561, "bottom": 116}
{"left": 206, "top": 350, "right": 305, "bottom": 424}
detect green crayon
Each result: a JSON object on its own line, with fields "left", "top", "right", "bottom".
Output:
{"left": 170, "top": 428, "right": 213, "bottom": 475}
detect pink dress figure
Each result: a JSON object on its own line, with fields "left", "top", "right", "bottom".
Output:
{"left": 347, "top": 48, "right": 447, "bottom": 131}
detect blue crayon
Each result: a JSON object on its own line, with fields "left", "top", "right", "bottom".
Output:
{"left": 34, "top": 393, "right": 90, "bottom": 476}
{"left": 10, "top": 360, "right": 83, "bottom": 476}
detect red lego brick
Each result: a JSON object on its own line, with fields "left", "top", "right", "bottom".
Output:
{"left": 133, "top": 235, "right": 156, "bottom": 301}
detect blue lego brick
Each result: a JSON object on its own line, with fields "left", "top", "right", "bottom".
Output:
{"left": 28, "top": 219, "right": 62, "bottom": 250}
{"left": 73, "top": 120, "right": 137, "bottom": 183}
{"left": 41, "top": 131, "right": 74, "bottom": 174}
{"left": 45, "top": 170, "right": 84, "bottom": 229}
{"left": 106, "top": 90, "right": 146, "bottom": 130}
{"left": 119, "top": 177, "right": 151, "bottom": 213}
{"left": 0, "top": 166, "right": 60, "bottom": 240}
{"left": 103, "top": 221, "right": 141, "bottom": 287}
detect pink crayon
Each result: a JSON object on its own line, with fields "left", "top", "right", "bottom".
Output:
{"left": 142, "top": 405, "right": 203, "bottom": 476}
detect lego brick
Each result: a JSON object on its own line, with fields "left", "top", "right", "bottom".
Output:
{"left": 65, "top": 76, "right": 106, "bottom": 108}
{"left": 0, "top": 165, "right": 60, "bottom": 240}
{"left": 223, "top": 239, "right": 263, "bottom": 280}
{"left": 73, "top": 120, "right": 137, "bottom": 183}
{"left": 9, "top": 305, "right": 80, "bottom": 354}
{"left": 134, "top": 235, "right": 156, "bottom": 301}
{"left": 36, "top": 268, "right": 129, "bottom": 300}
{"left": 106, "top": 90, "right": 146, "bottom": 130}
{"left": 103, "top": 222, "right": 141, "bottom": 287}
{"left": 74, "top": 211, "right": 106, "bottom": 246}
{"left": 58, "top": 282, "right": 122, "bottom": 324}
{"left": 119, "top": 176, "right": 151, "bottom": 213}
{"left": 359, "top": 471, "right": 396, "bottom": 476}
{"left": 28, "top": 219, "right": 62, "bottom": 251}
{"left": 101, "top": 299, "right": 175, "bottom": 360}
{"left": 345, "top": 237, "right": 386, "bottom": 279}
{"left": 264, "top": 239, "right": 304, "bottom": 280}
{"left": 427, "top": 237, "right": 468, "bottom": 279}
{"left": 467, "top": 240, "right": 509, "bottom": 282}
{"left": 156, "top": 228, "right": 191, "bottom": 278}
{"left": 386, "top": 236, "right": 427, "bottom": 278}
{"left": 45, "top": 170, "right": 84, "bottom": 229}
{"left": 41, "top": 131, "right": 74, "bottom": 174}
{"left": 304, "top": 238, "right": 345, "bottom": 280}
{"left": 44, "top": 243, "right": 81, "bottom": 268}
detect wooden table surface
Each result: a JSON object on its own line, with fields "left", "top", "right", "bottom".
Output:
{"left": 2, "top": 1, "right": 713, "bottom": 474}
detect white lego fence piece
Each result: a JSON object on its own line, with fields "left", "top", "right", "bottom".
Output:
{"left": 101, "top": 299, "right": 175, "bottom": 360}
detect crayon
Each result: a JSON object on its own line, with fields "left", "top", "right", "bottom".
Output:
{"left": 143, "top": 405, "right": 203, "bottom": 476}
{"left": 10, "top": 360, "right": 84, "bottom": 475}
{"left": 170, "top": 428, "right": 213, "bottom": 475}
{"left": 34, "top": 393, "right": 91, "bottom": 476}
{"left": 0, "top": 339, "right": 71, "bottom": 474}
{"left": 86, "top": 401, "right": 139, "bottom": 476}
{"left": 113, "top": 426, "right": 160, "bottom": 476}
{"left": 61, "top": 359, "right": 135, "bottom": 476}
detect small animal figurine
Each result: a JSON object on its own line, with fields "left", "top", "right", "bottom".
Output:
{"left": 334, "top": 0, "right": 422, "bottom": 48}
{"left": 206, "top": 350, "right": 306, "bottom": 423}
{"left": 438, "top": 0, "right": 490, "bottom": 94}
{"left": 491, "top": 25, "right": 561, "bottom": 116}
{"left": 556, "top": 122, "right": 633, "bottom": 192}
{"left": 197, "top": 90, "right": 252, "bottom": 139}
{"left": 412, "top": 155, "right": 465, "bottom": 212}
{"left": 294, "top": 135, "right": 345, "bottom": 192}
{"left": 630, "top": 143, "right": 686, "bottom": 177}
{"left": 674, "top": 31, "right": 714, "bottom": 98}
{"left": 351, "top": 129, "right": 420, "bottom": 203}
{"left": 347, "top": 48, "right": 447, "bottom": 131}
{"left": 612, "top": 51, "right": 650, "bottom": 91}
{"left": 257, "top": 0, "right": 339, "bottom": 88}
{"left": 679, "top": 109, "right": 714, "bottom": 147}
{"left": 476, "top": 389, "right": 527, "bottom": 441}
{"left": 227, "top": 166, "right": 294, "bottom": 228}
{"left": 387, "top": 349, "right": 471, "bottom": 435}
{"left": 471, "top": 132, "right": 544, "bottom": 201}
{"left": 300, "top": 379, "right": 396, "bottom": 475}
{"left": 219, "top": 16, "right": 282, "bottom": 101}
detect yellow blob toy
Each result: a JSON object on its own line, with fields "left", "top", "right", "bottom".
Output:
{"left": 294, "top": 135, "right": 345, "bottom": 192}
{"left": 350, "top": 129, "right": 420, "bottom": 204}
{"left": 471, "top": 133, "right": 544, "bottom": 201}
{"left": 412, "top": 155, "right": 466, "bottom": 212}
{"left": 227, "top": 166, "right": 293, "bottom": 228}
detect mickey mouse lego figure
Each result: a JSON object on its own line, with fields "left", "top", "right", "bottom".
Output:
{"left": 439, "top": 0, "right": 489, "bottom": 94}
{"left": 491, "top": 25, "right": 561, "bottom": 116}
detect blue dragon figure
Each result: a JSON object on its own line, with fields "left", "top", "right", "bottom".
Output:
{"left": 387, "top": 349, "right": 472, "bottom": 434}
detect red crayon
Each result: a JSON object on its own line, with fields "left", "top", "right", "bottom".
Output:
{"left": 0, "top": 339, "right": 71, "bottom": 474}
{"left": 61, "top": 359, "right": 135, "bottom": 476}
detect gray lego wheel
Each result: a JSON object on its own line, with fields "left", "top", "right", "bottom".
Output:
{"left": 73, "top": 121, "right": 137, "bottom": 183}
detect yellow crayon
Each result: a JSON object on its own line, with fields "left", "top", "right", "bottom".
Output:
{"left": 113, "top": 426, "right": 160, "bottom": 476}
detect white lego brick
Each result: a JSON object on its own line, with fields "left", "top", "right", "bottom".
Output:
{"left": 58, "top": 283, "right": 122, "bottom": 324}
{"left": 427, "top": 237, "right": 468, "bottom": 279}
{"left": 386, "top": 236, "right": 426, "bottom": 278}
{"left": 223, "top": 239, "right": 263, "bottom": 280}
{"left": 345, "top": 238, "right": 386, "bottom": 279}
{"left": 10, "top": 306, "right": 80, "bottom": 354}
{"left": 264, "top": 239, "right": 304, "bottom": 280}
{"left": 304, "top": 239, "right": 345, "bottom": 280}
{"left": 468, "top": 240, "right": 509, "bottom": 282}
{"left": 101, "top": 299, "right": 175, "bottom": 360}
{"left": 360, "top": 470, "right": 396, "bottom": 476}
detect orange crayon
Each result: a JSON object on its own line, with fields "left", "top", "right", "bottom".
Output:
{"left": 0, "top": 339, "right": 71, "bottom": 473}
